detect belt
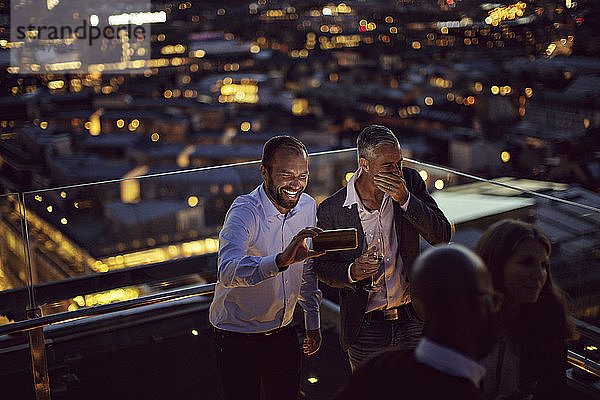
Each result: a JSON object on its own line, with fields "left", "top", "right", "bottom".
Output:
{"left": 365, "top": 303, "right": 413, "bottom": 321}
{"left": 214, "top": 324, "right": 294, "bottom": 337}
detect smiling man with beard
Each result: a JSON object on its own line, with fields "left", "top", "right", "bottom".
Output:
{"left": 209, "top": 135, "right": 324, "bottom": 400}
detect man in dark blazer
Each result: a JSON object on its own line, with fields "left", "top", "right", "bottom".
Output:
{"left": 313, "top": 125, "right": 451, "bottom": 369}
{"left": 332, "top": 245, "right": 500, "bottom": 400}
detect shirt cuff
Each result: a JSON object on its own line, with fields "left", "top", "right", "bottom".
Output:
{"left": 304, "top": 310, "right": 320, "bottom": 331}
{"left": 348, "top": 263, "right": 357, "bottom": 283}
{"left": 259, "top": 254, "right": 280, "bottom": 278}
{"left": 400, "top": 192, "right": 410, "bottom": 211}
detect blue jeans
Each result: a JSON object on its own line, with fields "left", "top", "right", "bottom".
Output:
{"left": 347, "top": 310, "right": 423, "bottom": 371}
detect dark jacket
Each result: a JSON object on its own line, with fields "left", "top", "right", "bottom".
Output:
{"left": 332, "top": 349, "right": 484, "bottom": 400}
{"left": 313, "top": 167, "right": 451, "bottom": 350}
{"left": 483, "top": 336, "right": 568, "bottom": 400}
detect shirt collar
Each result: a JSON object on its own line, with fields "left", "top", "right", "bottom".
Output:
{"left": 343, "top": 168, "right": 362, "bottom": 209}
{"left": 415, "top": 337, "right": 486, "bottom": 387}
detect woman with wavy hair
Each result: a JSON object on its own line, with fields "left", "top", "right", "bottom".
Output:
{"left": 474, "top": 219, "right": 577, "bottom": 400}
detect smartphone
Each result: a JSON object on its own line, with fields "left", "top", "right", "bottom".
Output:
{"left": 312, "top": 228, "right": 358, "bottom": 252}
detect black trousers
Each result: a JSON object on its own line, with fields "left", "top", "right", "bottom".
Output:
{"left": 214, "top": 325, "right": 301, "bottom": 400}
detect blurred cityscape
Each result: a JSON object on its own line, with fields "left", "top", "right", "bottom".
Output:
{"left": 0, "top": 0, "right": 599, "bottom": 398}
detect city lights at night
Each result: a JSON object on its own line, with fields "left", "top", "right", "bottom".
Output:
{"left": 0, "top": 0, "right": 599, "bottom": 398}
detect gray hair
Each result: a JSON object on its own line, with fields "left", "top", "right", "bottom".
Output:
{"left": 356, "top": 125, "right": 400, "bottom": 161}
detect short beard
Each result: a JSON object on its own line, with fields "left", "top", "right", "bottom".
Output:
{"left": 265, "top": 176, "right": 302, "bottom": 211}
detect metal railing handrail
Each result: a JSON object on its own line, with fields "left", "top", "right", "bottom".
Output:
{"left": 406, "top": 158, "right": 600, "bottom": 214}
{"left": 8, "top": 147, "right": 598, "bottom": 214}
{"left": 568, "top": 349, "right": 600, "bottom": 379}
{"left": 19, "top": 148, "right": 357, "bottom": 195}
{"left": 0, "top": 283, "right": 215, "bottom": 336}
{"left": 2, "top": 280, "right": 598, "bottom": 381}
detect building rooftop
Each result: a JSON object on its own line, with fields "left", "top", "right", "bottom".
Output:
{"left": 432, "top": 191, "right": 535, "bottom": 226}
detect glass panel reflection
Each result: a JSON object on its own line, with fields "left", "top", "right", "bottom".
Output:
{"left": 18, "top": 161, "right": 262, "bottom": 316}
{"left": 0, "top": 192, "right": 30, "bottom": 324}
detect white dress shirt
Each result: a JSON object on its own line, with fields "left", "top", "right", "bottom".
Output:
{"left": 344, "top": 168, "right": 411, "bottom": 312}
{"left": 209, "top": 184, "right": 322, "bottom": 333}
{"left": 415, "top": 337, "right": 487, "bottom": 387}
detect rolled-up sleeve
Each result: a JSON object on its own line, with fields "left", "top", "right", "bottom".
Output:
{"left": 218, "top": 205, "right": 280, "bottom": 288}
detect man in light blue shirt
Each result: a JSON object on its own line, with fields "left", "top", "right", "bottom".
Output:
{"left": 209, "top": 136, "right": 324, "bottom": 400}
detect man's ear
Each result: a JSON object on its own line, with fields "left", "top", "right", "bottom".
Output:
{"left": 260, "top": 165, "right": 268, "bottom": 181}
{"left": 359, "top": 157, "right": 369, "bottom": 172}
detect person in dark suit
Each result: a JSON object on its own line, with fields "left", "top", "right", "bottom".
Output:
{"left": 333, "top": 244, "right": 502, "bottom": 400}
{"left": 313, "top": 124, "right": 451, "bottom": 370}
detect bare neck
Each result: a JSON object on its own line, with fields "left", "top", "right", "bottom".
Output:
{"left": 355, "top": 173, "right": 383, "bottom": 210}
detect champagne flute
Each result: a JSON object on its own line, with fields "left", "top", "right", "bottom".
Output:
{"left": 363, "top": 235, "right": 383, "bottom": 292}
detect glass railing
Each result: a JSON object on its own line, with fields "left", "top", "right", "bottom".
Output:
{"left": 0, "top": 192, "right": 29, "bottom": 323}
{"left": 0, "top": 192, "right": 36, "bottom": 399}
{"left": 1, "top": 148, "right": 599, "bottom": 399}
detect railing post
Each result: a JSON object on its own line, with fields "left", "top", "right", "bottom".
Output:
{"left": 27, "top": 307, "right": 51, "bottom": 400}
